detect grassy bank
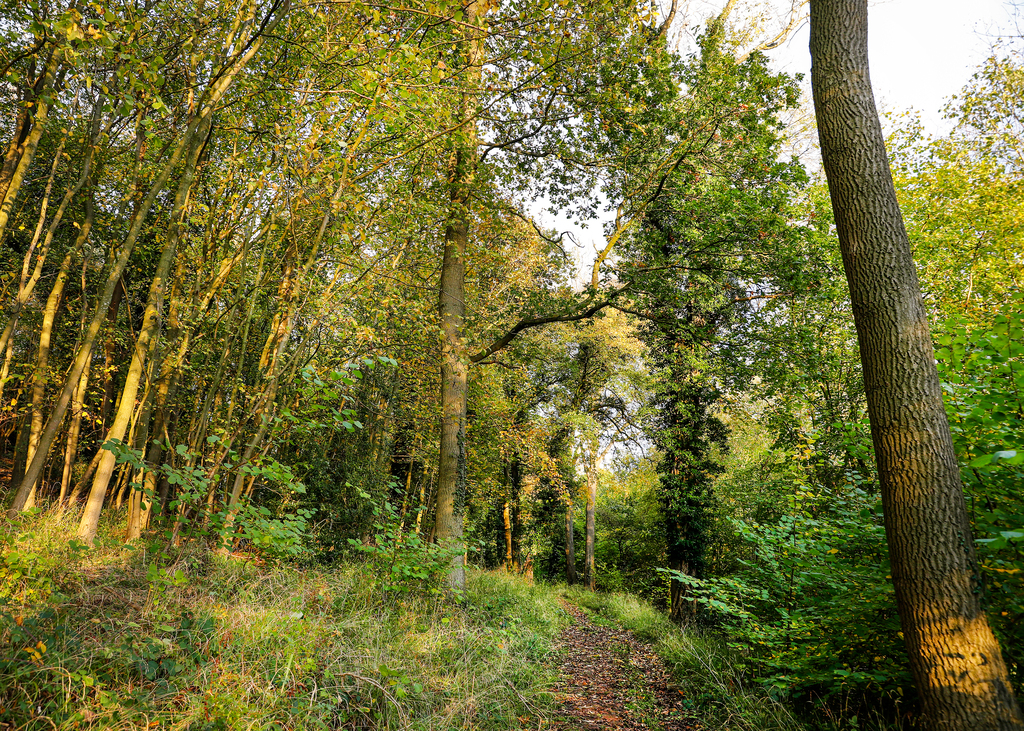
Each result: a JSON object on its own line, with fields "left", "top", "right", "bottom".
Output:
{"left": 1, "top": 514, "right": 565, "bottom": 730}
{"left": 2, "top": 511, "right": 838, "bottom": 731}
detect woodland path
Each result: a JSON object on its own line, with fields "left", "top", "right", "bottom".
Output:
{"left": 549, "top": 601, "right": 698, "bottom": 731}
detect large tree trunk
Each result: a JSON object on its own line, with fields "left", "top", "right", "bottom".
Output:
{"left": 434, "top": 0, "right": 487, "bottom": 592}
{"left": 809, "top": 2, "right": 1023, "bottom": 728}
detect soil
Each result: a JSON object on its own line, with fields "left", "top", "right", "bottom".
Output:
{"left": 549, "top": 600, "right": 699, "bottom": 731}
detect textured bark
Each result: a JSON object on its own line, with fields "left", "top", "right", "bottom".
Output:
{"left": 810, "top": 2, "right": 1023, "bottom": 728}
{"left": 434, "top": 0, "right": 487, "bottom": 592}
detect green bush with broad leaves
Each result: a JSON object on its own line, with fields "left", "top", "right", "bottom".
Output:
{"left": 661, "top": 470, "right": 910, "bottom": 710}
{"left": 935, "top": 292, "right": 1024, "bottom": 692}
{"left": 103, "top": 437, "right": 314, "bottom": 561}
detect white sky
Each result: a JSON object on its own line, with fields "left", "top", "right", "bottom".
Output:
{"left": 768, "top": 0, "right": 1018, "bottom": 134}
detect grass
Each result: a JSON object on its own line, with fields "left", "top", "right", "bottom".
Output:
{"left": 0, "top": 511, "right": 567, "bottom": 730}
{"left": 2, "top": 510, "right": 869, "bottom": 731}
{"left": 564, "top": 587, "right": 804, "bottom": 731}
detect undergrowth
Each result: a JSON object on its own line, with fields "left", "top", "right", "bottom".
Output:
{"left": 1, "top": 512, "right": 564, "bottom": 730}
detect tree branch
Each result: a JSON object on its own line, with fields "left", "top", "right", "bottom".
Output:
{"left": 469, "top": 288, "right": 629, "bottom": 364}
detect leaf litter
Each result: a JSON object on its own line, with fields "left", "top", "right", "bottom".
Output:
{"left": 548, "top": 600, "right": 698, "bottom": 731}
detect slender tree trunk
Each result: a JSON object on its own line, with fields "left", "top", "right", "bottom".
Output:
{"left": 58, "top": 359, "right": 90, "bottom": 508}
{"left": 0, "top": 107, "right": 100, "bottom": 365}
{"left": 435, "top": 0, "right": 487, "bottom": 592}
{"left": 0, "top": 136, "right": 66, "bottom": 374}
{"left": 502, "top": 498, "right": 514, "bottom": 571}
{"left": 126, "top": 348, "right": 160, "bottom": 540}
{"left": 414, "top": 461, "right": 434, "bottom": 536}
{"left": 0, "top": 336, "right": 14, "bottom": 422}
{"left": 0, "top": 62, "right": 53, "bottom": 246}
{"left": 810, "top": 2, "right": 1023, "bottom": 727}
{"left": 510, "top": 453, "right": 522, "bottom": 571}
{"left": 583, "top": 460, "right": 597, "bottom": 591}
{"left": 99, "top": 279, "right": 125, "bottom": 430}
{"left": 135, "top": 283, "right": 184, "bottom": 529}
{"left": 25, "top": 188, "right": 96, "bottom": 500}
{"left": 77, "top": 118, "right": 210, "bottom": 542}
{"left": 565, "top": 497, "right": 577, "bottom": 585}
{"left": 10, "top": 414, "right": 30, "bottom": 490}
{"left": 398, "top": 452, "right": 416, "bottom": 532}
{"left": 0, "top": 108, "right": 34, "bottom": 205}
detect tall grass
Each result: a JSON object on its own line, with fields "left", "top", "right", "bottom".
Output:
{"left": 1, "top": 512, "right": 566, "bottom": 730}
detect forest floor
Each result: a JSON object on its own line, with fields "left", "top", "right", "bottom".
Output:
{"left": 0, "top": 512, "right": 800, "bottom": 730}
{"left": 550, "top": 600, "right": 697, "bottom": 731}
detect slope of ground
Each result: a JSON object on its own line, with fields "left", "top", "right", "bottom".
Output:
{"left": 1, "top": 514, "right": 797, "bottom": 730}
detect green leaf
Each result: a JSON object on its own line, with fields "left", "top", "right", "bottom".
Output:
{"left": 968, "top": 454, "right": 992, "bottom": 468}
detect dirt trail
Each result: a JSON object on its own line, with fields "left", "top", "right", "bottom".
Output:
{"left": 549, "top": 601, "right": 698, "bottom": 731}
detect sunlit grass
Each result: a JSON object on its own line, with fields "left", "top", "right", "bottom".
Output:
{"left": 1, "top": 512, "right": 565, "bottom": 730}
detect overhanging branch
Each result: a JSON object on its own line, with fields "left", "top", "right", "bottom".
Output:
{"left": 469, "top": 287, "right": 629, "bottom": 364}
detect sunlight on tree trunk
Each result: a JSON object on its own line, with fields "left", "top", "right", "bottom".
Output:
{"left": 810, "top": 0, "right": 1024, "bottom": 726}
